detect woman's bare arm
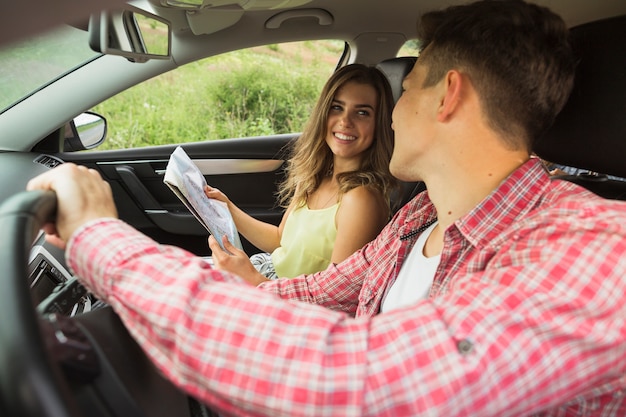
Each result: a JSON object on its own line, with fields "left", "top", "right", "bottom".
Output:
{"left": 331, "top": 186, "right": 389, "bottom": 264}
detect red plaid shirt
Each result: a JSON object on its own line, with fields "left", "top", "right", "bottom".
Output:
{"left": 69, "top": 158, "right": 626, "bottom": 416}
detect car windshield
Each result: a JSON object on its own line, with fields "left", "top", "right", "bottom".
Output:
{"left": 0, "top": 24, "right": 99, "bottom": 114}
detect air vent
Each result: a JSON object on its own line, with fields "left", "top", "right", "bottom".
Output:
{"left": 33, "top": 154, "right": 64, "bottom": 169}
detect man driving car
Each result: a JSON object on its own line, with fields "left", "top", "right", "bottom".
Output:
{"left": 27, "top": 0, "right": 626, "bottom": 415}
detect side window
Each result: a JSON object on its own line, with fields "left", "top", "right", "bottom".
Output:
{"left": 92, "top": 40, "right": 344, "bottom": 150}
{"left": 397, "top": 40, "right": 420, "bottom": 57}
{"left": 541, "top": 159, "right": 626, "bottom": 182}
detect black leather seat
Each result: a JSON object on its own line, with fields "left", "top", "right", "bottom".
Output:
{"left": 376, "top": 56, "right": 417, "bottom": 104}
{"left": 534, "top": 15, "right": 626, "bottom": 200}
{"left": 376, "top": 56, "right": 426, "bottom": 212}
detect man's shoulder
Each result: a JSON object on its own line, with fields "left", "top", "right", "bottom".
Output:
{"left": 523, "top": 180, "right": 626, "bottom": 235}
{"left": 542, "top": 179, "right": 626, "bottom": 212}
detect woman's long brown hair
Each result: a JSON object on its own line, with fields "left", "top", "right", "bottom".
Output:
{"left": 276, "top": 64, "right": 398, "bottom": 212}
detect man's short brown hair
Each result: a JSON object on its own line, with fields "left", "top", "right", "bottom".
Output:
{"left": 417, "top": 0, "right": 575, "bottom": 150}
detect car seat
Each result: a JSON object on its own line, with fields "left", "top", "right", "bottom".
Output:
{"left": 376, "top": 56, "right": 417, "bottom": 104}
{"left": 376, "top": 56, "right": 427, "bottom": 213}
{"left": 534, "top": 15, "right": 626, "bottom": 200}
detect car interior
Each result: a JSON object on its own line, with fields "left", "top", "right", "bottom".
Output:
{"left": 534, "top": 14, "right": 626, "bottom": 200}
{"left": 376, "top": 56, "right": 428, "bottom": 210}
{"left": 0, "top": 0, "right": 624, "bottom": 416}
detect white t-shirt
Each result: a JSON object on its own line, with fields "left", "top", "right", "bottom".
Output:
{"left": 381, "top": 221, "right": 440, "bottom": 313}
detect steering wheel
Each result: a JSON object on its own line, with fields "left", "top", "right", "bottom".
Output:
{"left": 0, "top": 190, "right": 196, "bottom": 417}
{"left": 0, "top": 190, "right": 79, "bottom": 416}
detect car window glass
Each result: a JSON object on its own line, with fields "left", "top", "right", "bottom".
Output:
{"left": 543, "top": 161, "right": 626, "bottom": 181}
{"left": 0, "top": 25, "right": 98, "bottom": 114}
{"left": 397, "top": 40, "right": 420, "bottom": 57}
{"left": 91, "top": 40, "right": 345, "bottom": 150}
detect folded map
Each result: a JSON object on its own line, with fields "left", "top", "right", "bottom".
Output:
{"left": 163, "top": 146, "right": 242, "bottom": 252}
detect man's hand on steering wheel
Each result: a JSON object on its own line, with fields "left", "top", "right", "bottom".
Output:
{"left": 26, "top": 163, "right": 118, "bottom": 248}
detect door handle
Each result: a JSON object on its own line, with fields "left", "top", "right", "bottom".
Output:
{"left": 115, "top": 165, "right": 162, "bottom": 210}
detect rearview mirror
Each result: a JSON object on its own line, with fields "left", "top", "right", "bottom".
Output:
{"left": 88, "top": 9, "right": 171, "bottom": 63}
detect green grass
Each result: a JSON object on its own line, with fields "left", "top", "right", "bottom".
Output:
{"left": 2, "top": 33, "right": 420, "bottom": 151}
{"left": 0, "top": 26, "right": 97, "bottom": 111}
{"left": 92, "top": 41, "right": 344, "bottom": 149}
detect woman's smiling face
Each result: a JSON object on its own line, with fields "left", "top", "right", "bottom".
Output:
{"left": 325, "top": 81, "right": 378, "bottom": 166}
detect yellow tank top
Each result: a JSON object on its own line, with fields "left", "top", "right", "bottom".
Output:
{"left": 271, "top": 203, "right": 339, "bottom": 278}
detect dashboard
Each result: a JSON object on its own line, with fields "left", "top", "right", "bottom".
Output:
{"left": 0, "top": 150, "right": 196, "bottom": 417}
{"left": 0, "top": 151, "right": 96, "bottom": 316}
{"left": 29, "top": 231, "right": 95, "bottom": 316}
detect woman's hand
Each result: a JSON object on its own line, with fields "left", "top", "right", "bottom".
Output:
{"left": 208, "top": 235, "right": 269, "bottom": 286}
{"left": 204, "top": 185, "right": 230, "bottom": 205}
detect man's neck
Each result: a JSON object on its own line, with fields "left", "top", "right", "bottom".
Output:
{"left": 425, "top": 151, "right": 529, "bottom": 231}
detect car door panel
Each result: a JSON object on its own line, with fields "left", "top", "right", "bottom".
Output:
{"left": 58, "top": 134, "right": 296, "bottom": 256}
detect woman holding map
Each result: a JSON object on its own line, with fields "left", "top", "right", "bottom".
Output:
{"left": 204, "top": 64, "right": 398, "bottom": 282}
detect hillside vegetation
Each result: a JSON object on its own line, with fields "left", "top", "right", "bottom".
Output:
{"left": 93, "top": 41, "right": 343, "bottom": 150}
{"left": 93, "top": 39, "right": 419, "bottom": 150}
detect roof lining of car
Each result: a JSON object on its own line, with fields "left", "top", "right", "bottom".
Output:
{"left": 146, "top": 0, "right": 319, "bottom": 35}
{"left": 265, "top": 8, "right": 333, "bottom": 30}
{"left": 148, "top": 0, "right": 626, "bottom": 67}
{"left": 149, "top": 0, "right": 313, "bottom": 11}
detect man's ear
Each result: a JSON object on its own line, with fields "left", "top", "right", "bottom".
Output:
{"left": 437, "top": 70, "right": 463, "bottom": 122}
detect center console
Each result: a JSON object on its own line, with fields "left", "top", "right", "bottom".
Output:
{"left": 28, "top": 232, "right": 93, "bottom": 316}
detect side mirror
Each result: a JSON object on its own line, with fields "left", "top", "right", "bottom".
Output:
{"left": 88, "top": 8, "right": 171, "bottom": 63}
{"left": 64, "top": 112, "right": 107, "bottom": 152}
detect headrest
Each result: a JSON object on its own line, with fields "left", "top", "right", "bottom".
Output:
{"left": 376, "top": 56, "right": 417, "bottom": 103}
{"left": 534, "top": 15, "right": 626, "bottom": 178}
